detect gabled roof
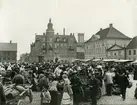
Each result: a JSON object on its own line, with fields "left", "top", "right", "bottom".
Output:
{"left": 0, "top": 43, "right": 17, "bottom": 51}
{"left": 126, "top": 36, "right": 137, "bottom": 49}
{"left": 85, "top": 24, "right": 131, "bottom": 43}
{"left": 107, "top": 44, "right": 124, "bottom": 51}
{"left": 95, "top": 25, "right": 130, "bottom": 40}
{"left": 85, "top": 35, "right": 100, "bottom": 43}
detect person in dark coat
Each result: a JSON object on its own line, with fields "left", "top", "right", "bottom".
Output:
{"left": 89, "top": 72, "right": 99, "bottom": 105}
{"left": 70, "top": 72, "right": 82, "bottom": 105}
{"left": 118, "top": 71, "right": 129, "bottom": 101}
{"left": 12, "top": 74, "right": 25, "bottom": 85}
{"left": 134, "top": 65, "right": 137, "bottom": 80}
{"left": 0, "top": 82, "right": 6, "bottom": 105}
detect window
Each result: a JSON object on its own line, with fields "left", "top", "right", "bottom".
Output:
{"left": 63, "top": 38, "right": 66, "bottom": 42}
{"left": 114, "top": 53, "right": 116, "bottom": 56}
{"left": 56, "top": 37, "right": 59, "bottom": 42}
{"left": 133, "top": 50, "right": 136, "bottom": 55}
{"left": 60, "top": 44, "right": 63, "bottom": 47}
{"left": 129, "top": 50, "right": 131, "bottom": 55}
{"left": 118, "top": 51, "right": 121, "bottom": 56}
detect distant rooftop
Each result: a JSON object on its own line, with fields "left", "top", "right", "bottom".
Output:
{"left": 85, "top": 23, "right": 131, "bottom": 43}
{"left": 126, "top": 36, "right": 137, "bottom": 49}
{"left": 0, "top": 42, "right": 17, "bottom": 51}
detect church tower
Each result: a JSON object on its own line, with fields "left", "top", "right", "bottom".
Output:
{"left": 46, "top": 18, "right": 54, "bottom": 35}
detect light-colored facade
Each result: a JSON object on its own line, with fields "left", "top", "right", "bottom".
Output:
{"left": 85, "top": 24, "right": 131, "bottom": 59}
{"left": 106, "top": 44, "right": 125, "bottom": 59}
{"left": 126, "top": 36, "right": 137, "bottom": 60}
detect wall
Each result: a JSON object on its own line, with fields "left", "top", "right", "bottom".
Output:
{"left": 126, "top": 48, "right": 137, "bottom": 60}
{"left": 85, "top": 40, "right": 106, "bottom": 59}
{"left": 107, "top": 50, "right": 125, "bottom": 59}
{"left": 0, "top": 51, "right": 17, "bottom": 62}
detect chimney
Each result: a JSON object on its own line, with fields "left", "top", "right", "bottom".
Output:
{"left": 57, "top": 33, "right": 59, "bottom": 35}
{"left": 63, "top": 28, "right": 65, "bottom": 35}
{"left": 100, "top": 28, "right": 102, "bottom": 31}
{"left": 43, "top": 33, "right": 46, "bottom": 35}
{"left": 78, "top": 33, "right": 84, "bottom": 44}
{"left": 109, "top": 23, "right": 113, "bottom": 27}
{"left": 10, "top": 40, "right": 12, "bottom": 44}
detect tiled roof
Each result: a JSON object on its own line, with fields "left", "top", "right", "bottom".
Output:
{"left": 95, "top": 26, "right": 130, "bottom": 39}
{"left": 126, "top": 36, "right": 137, "bottom": 49}
{"left": 0, "top": 43, "right": 17, "bottom": 51}
{"left": 95, "top": 28, "right": 110, "bottom": 39}
{"left": 85, "top": 25, "right": 131, "bottom": 43}
{"left": 85, "top": 35, "right": 100, "bottom": 43}
{"left": 53, "top": 34, "right": 77, "bottom": 43}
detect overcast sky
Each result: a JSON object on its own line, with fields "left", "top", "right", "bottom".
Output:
{"left": 0, "top": 0, "right": 137, "bottom": 59}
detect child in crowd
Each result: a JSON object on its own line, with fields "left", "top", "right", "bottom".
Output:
{"left": 134, "top": 83, "right": 137, "bottom": 99}
{"left": 40, "top": 85, "right": 51, "bottom": 105}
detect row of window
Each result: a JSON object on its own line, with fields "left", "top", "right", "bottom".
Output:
{"left": 86, "top": 47, "right": 106, "bottom": 54}
{"left": 0, "top": 52, "right": 15, "bottom": 56}
{"left": 55, "top": 43, "right": 68, "bottom": 48}
{"left": 110, "top": 51, "right": 121, "bottom": 56}
{"left": 129, "top": 50, "right": 136, "bottom": 55}
{"left": 0, "top": 57, "right": 16, "bottom": 61}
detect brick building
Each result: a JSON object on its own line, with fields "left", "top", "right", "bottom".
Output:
{"left": 0, "top": 41, "right": 17, "bottom": 62}
{"left": 30, "top": 19, "right": 77, "bottom": 62}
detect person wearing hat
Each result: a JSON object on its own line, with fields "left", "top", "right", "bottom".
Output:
{"left": 88, "top": 72, "right": 99, "bottom": 105}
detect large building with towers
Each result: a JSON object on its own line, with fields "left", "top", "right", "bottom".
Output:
{"left": 30, "top": 19, "right": 78, "bottom": 62}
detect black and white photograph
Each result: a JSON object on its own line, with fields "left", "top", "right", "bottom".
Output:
{"left": 0, "top": 0, "right": 137, "bottom": 105}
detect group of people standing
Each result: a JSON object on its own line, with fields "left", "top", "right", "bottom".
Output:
{"left": 0, "top": 60, "right": 137, "bottom": 105}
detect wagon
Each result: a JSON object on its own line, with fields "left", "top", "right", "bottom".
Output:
{"left": 4, "top": 85, "right": 33, "bottom": 105}
{"left": 78, "top": 70, "right": 102, "bottom": 102}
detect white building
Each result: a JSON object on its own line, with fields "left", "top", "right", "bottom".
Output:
{"left": 85, "top": 24, "right": 131, "bottom": 59}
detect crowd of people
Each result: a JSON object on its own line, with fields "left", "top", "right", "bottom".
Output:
{"left": 0, "top": 59, "right": 137, "bottom": 105}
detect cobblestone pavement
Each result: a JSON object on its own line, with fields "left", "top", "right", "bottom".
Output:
{"left": 26, "top": 75, "right": 137, "bottom": 105}
{"left": 98, "top": 75, "right": 137, "bottom": 105}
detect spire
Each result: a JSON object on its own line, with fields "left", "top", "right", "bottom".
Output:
{"left": 46, "top": 18, "right": 54, "bottom": 35}
{"left": 49, "top": 18, "right": 51, "bottom": 23}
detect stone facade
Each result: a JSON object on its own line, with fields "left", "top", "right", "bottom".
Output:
{"left": 106, "top": 44, "right": 125, "bottom": 59}
{"left": 30, "top": 19, "right": 77, "bottom": 62}
{"left": 85, "top": 24, "right": 131, "bottom": 59}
